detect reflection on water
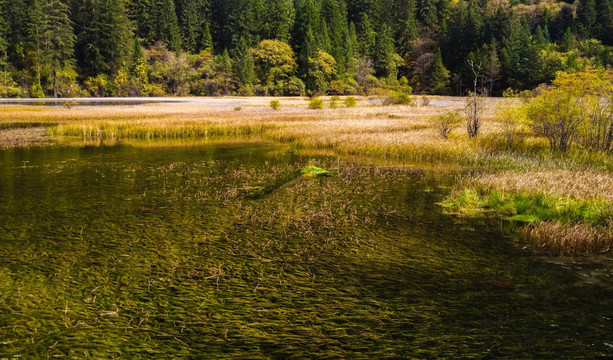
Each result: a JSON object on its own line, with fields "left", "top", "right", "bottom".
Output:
{"left": 0, "top": 142, "right": 611, "bottom": 358}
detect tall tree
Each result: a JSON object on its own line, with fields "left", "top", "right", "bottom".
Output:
{"left": 75, "top": 0, "right": 133, "bottom": 77}
{"left": 41, "top": 0, "right": 76, "bottom": 97}
{"left": 577, "top": 0, "right": 597, "bottom": 37}
{"left": 263, "top": 0, "right": 295, "bottom": 42}
{"left": 152, "top": 0, "right": 181, "bottom": 51}
{"left": 429, "top": 47, "right": 449, "bottom": 93}
{"left": 180, "top": 0, "right": 201, "bottom": 53}
{"left": 374, "top": 24, "right": 401, "bottom": 80}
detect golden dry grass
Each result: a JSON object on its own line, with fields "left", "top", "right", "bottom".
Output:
{"left": 521, "top": 221, "right": 613, "bottom": 255}
{"left": 477, "top": 170, "right": 613, "bottom": 202}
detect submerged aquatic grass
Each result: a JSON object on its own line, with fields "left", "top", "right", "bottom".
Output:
{"left": 1, "top": 144, "right": 612, "bottom": 357}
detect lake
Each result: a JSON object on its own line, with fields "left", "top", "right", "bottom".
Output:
{"left": 0, "top": 141, "right": 612, "bottom": 358}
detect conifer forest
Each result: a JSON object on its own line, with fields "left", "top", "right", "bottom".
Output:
{"left": 1, "top": 0, "right": 612, "bottom": 97}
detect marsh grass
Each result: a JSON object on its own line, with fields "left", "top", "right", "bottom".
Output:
{"left": 2, "top": 99, "right": 613, "bottom": 254}
{"left": 442, "top": 187, "right": 613, "bottom": 254}
{"left": 521, "top": 221, "right": 612, "bottom": 255}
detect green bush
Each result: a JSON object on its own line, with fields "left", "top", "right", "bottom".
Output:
{"left": 434, "top": 111, "right": 462, "bottom": 139}
{"left": 344, "top": 96, "right": 357, "bottom": 107}
{"left": 329, "top": 96, "right": 340, "bottom": 108}
{"left": 385, "top": 91, "right": 412, "bottom": 105}
{"left": 31, "top": 84, "right": 45, "bottom": 98}
{"left": 270, "top": 100, "right": 281, "bottom": 110}
{"left": 309, "top": 97, "right": 324, "bottom": 109}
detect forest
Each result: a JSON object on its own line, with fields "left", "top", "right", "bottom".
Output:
{"left": 0, "top": 0, "right": 612, "bottom": 98}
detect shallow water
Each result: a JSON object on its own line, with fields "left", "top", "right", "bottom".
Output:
{"left": 0, "top": 142, "right": 612, "bottom": 358}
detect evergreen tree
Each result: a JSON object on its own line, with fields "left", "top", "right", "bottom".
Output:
{"left": 41, "top": 0, "right": 76, "bottom": 97}
{"left": 0, "top": 0, "right": 6, "bottom": 60}
{"left": 152, "top": 0, "right": 181, "bottom": 51}
{"left": 29, "top": 0, "right": 46, "bottom": 86}
{"left": 357, "top": 13, "right": 376, "bottom": 58}
{"left": 180, "top": 0, "right": 201, "bottom": 53}
{"left": 374, "top": 25, "right": 401, "bottom": 80}
{"left": 263, "top": 0, "right": 295, "bottom": 42}
{"left": 233, "top": 38, "right": 255, "bottom": 88}
{"left": 398, "top": 0, "right": 420, "bottom": 57}
{"left": 595, "top": 0, "right": 613, "bottom": 45}
{"left": 429, "top": 47, "right": 449, "bottom": 93}
{"left": 560, "top": 27, "right": 575, "bottom": 52}
{"left": 419, "top": 0, "right": 438, "bottom": 27}
{"left": 534, "top": 25, "right": 547, "bottom": 48}
{"left": 344, "top": 22, "right": 358, "bottom": 77}
{"left": 577, "top": 0, "right": 597, "bottom": 37}
{"left": 201, "top": 21, "right": 214, "bottom": 52}
{"left": 76, "top": 0, "right": 133, "bottom": 77}
{"left": 127, "top": 0, "right": 151, "bottom": 43}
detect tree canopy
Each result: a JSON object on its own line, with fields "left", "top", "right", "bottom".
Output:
{"left": 0, "top": 0, "right": 612, "bottom": 97}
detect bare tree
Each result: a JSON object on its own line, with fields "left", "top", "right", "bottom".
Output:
{"left": 465, "top": 59, "right": 484, "bottom": 137}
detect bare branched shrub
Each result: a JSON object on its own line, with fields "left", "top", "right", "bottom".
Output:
{"left": 465, "top": 92, "right": 484, "bottom": 138}
{"left": 421, "top": 96, "right": 431, "bottom": 106}
{"left": 434, "top": 111, "right": 462, "bottom": 139}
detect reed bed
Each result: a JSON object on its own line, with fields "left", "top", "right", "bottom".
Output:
{"left": 477, "top": 170, "right": 613, "bottom": 202}
{"left": 2, "top": 98, "right": 612, "bottom": 254}
{"left": 521, "top": 221, "right": 612, "bottom": 255}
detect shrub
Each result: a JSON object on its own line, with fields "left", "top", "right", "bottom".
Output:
{"left": 421, "top": 96, "right": 431, "bottom": 106}
{"left": 309, "top": 97, "right": 324, "bottom": 109}
{"left": 283, "top": 77, "right": 305, "bottom": 96}
{"left": 329, "top": 96, "right": 340, "bottom": 108}
{"left": 31, "top": 84, "right": 45, "bottom": 98}
{"left": 385, "top": 91, "right": 412, "bottom": 106}
{"left": 344, "top": 96, "right": 357, "bottom": 107}
{"left": 434, "top": 111, "right": 462, "bottom": 139}
{"left": 524, "top": 68, "right": 613, "bottom": 152}
{"left": 270, "top": 100, "right": 281, "bottom": 110}
{"left": 497, "top": 99, "right": 526, "bottom": 149}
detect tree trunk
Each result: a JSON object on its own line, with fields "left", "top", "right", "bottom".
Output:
{"left": 53, "top": 70, "right": 57, "bottom": 98}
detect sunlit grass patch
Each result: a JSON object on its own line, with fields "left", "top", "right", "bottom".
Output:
{"left": 442, "top": 187, "right": 613, "bottom": 254}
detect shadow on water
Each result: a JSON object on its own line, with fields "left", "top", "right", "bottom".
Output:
{"left": 0, "top": 142, "right": 611, "bottom": 358}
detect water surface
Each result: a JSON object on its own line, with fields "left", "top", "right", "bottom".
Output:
{"left": 0, "top": 142, "right": 612, "bottom": 358}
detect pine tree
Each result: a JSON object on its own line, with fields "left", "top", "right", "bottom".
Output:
{"left": 233, "top": 38, "right": 255, "bottom": 87}
{"left": 75, "top": 0, "right": 133, "bottom": 77}
{"left": 419, "top": 0, "right": 439, "bottom": 28}
{"left": 429, "top": 47, "right": 449, "bottom": 93}
{"left": 263, "top": 0, "right": 295, "bottom": 42}
{"left": 595, "top": 0, "right": 613, "bottom": 45}
{"left": 357, "top": 13, "right": 376, "bottom": 58}
{"left": 374, "top": 24, "right": 401, "bottom": 80}
{"left": 344, "top": 22, "right": 358, "bottom": 77}
{"left": 41, "top": 0, "right": 76, "bottom": 97}
{"left": 534, "top": 25, "right": 547, "bottom": 48}
{"left": 152, "top": 0, "right": 181, "bottom": 51}
{"left": 577, "top": 0, "right": 597, "bottom": 37}
{"left": 29, "top": 0, "right": 46, "bottom": 86}
{"left": 560, "top": 27, "right": 575, "bottom": 52}
{"left": 180, "top": 0, "right": 201, "bottom": 53}
{"left": 201, "top": 21, "right": 214, "bottom": 52}
{"left": 0, "top": 0, "right": 8, "bottom": 77}
{"left": 127, "top": 0, "right": 152, "bottom": 43}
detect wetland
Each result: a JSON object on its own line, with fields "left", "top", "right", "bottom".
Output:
{"left": 0, "top": 99, "right": 612, "bottom": 358}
